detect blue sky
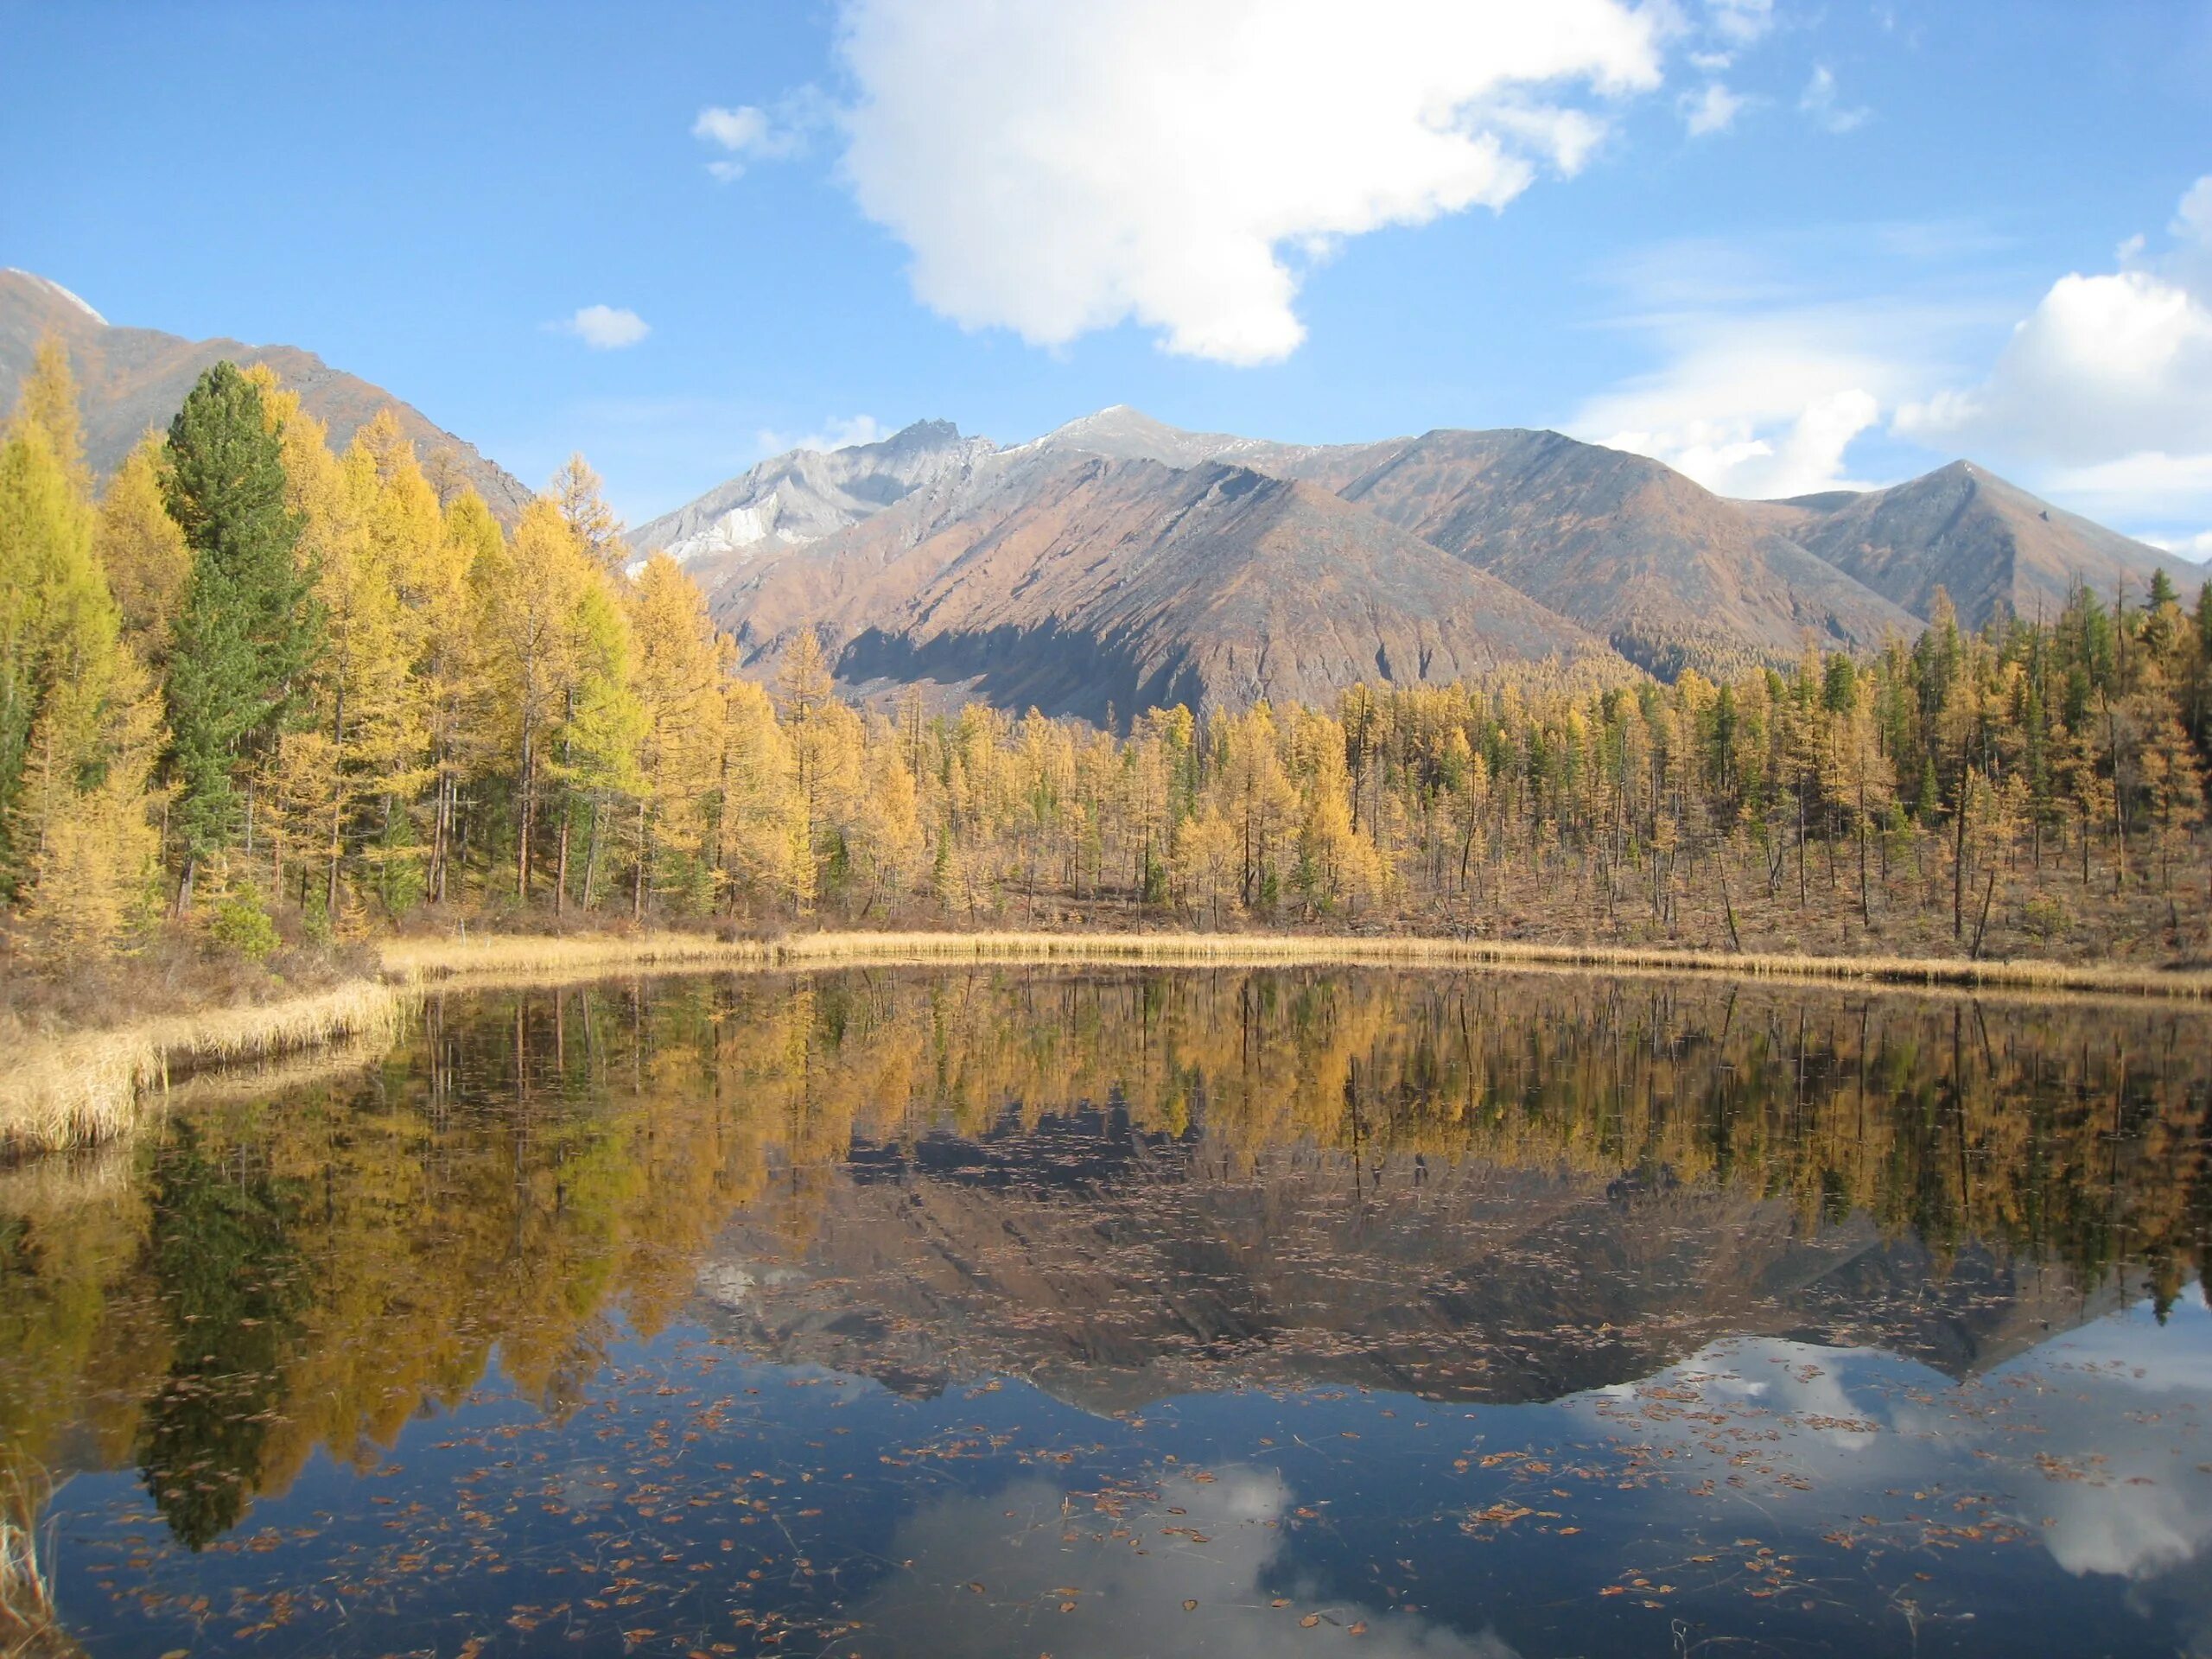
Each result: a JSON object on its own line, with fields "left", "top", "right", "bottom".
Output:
{"left": 4, "top": 1, "right": 2209, "bottom": 553}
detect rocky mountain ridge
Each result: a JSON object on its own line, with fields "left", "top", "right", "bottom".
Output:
{"left": 4, "top": 266, "right": 2196, "bottom": 720}
{"left": 651, "top": 406, "right": 2192, "bottom": 716}
{"left": 0, "top": 267, "right": 533, "bottom": 521}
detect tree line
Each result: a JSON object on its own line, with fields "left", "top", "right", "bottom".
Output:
{"left": 2, "top": 346, "right": 2209, "bottom": 966}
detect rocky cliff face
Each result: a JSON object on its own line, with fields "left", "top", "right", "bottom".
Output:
{"left": 0, "top": 268, "right": 533, "bottom": 522}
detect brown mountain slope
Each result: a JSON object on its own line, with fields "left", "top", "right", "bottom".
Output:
{"left": 1281, "top": 429, "right": 1923, "bottom": 677}
{"left": 0, "top": 268, "right": 532, "bottom": 521}
{"left": 1742, "top": 460, "right": 2204, "bottom": 629}
{"left": 711, "top": 452, "right": 1637, "bottom": 721}
{"left": 1037, "top": 413, "right": 1923, "bottom": 677}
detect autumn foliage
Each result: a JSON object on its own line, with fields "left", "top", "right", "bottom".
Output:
{"left": 2, "top": 346, "right": 2209, "bottom": 976}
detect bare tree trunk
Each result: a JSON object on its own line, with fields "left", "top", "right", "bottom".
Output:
{"left": 1952, "top": 768, "right": 1969, "bottom": 939}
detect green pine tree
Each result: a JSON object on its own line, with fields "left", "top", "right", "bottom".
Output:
{"left": 161, "top": 362, "right": 323, "bottom": 911}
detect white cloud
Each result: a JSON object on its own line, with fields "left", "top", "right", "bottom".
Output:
{"left": 831, "top": 0, "right": 1665, "bottom": 365}
{"left": 1800, "top": 65, "right": 1870, "bottom": 132}
{"left": 853, "top": 1465, "right": 1520, "bottom": 1657}
{"left": 756, "top": 413, "right": 889, "bottom": 455}
{"left": 1568, "top": 230, "right": 1988, "bottom": 497}
{"left": 553, "top": 304, "right": 651, "bottom": 350}
{"left": 1897, "top": 176, "right": 2212, "bottom": 522}
{"left": 1898, "top": 272, "right": 2212, "bottom": 461}
{"left": 1705, "top": 0, "right": 1774, "bottom": 45}
{"left": 1595, "top": 372, "right": 1883, "bottom": 498}
{"left": 694, "top": 105, "right": 770, "bottom": 152}
{"left": 691, "top": 95, "right": 819, "bottom": 181}
{"left": 1681, "top": 82, "right": 1748, "bottom": 136}
{"left": 2144, "top": 530, "right": 2212, "bottom": 563}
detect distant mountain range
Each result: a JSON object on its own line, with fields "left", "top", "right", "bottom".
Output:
{"left": 3, "top": 270, "right": 2196, "bottom": 721}
{"left": 640, "top": 404, "right": 2199, "bottom": 717}
{"left": 0, "top": 268, "right": 531, "bottom": 521}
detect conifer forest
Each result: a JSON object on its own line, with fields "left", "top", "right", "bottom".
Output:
{"left": 3, "top": 343, "right": 2209, "bottom": 976}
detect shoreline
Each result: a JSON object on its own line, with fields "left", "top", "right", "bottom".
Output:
{"left": 5, "top": 928, "right": 2209, "bottom": 1157}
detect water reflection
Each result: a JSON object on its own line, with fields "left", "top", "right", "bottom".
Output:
{"left": 0, "top": 966, "right": 2205, "bottom": 1655}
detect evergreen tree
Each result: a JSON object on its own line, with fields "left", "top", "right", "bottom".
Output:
{"left": 161, "top": 362, "right": 322, "bottom": 911}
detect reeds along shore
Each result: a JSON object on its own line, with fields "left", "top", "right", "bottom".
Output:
{"left": 0, "top": 981, "right": 411, "bottom": 1155}
{"left": 7, "top": 927, "right": 2212, "bottom": 1159}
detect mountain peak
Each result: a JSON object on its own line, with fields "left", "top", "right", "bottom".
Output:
{"left": 0, "top": 267, "right": 106, "bottom": 326}
{"left": 0, "top": 268, "right": 530, "bottom": 520}
{"left": 874, "top": 416, "right": 968, "bottom": 454}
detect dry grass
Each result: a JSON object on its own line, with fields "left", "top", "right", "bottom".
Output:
{"left": 0, "top": 981, "right": 412, "bottom": 1158}
{"left": 387, "top": 926, "right": 2212, "bottom": 1000}
{"left": 0, "top": 1463, "right": 73, "bottom": 1659}
{"left": 10, "top": 923, "right": 2209, "bottom": 1160}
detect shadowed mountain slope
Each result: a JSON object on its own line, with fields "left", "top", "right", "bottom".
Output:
{"left": 0, "top": 268, "right": 532, "bottom": 521}
{"left": 1741, "top": 459, "right": 2203, "bottom": 629}
{"left": 709, "top": 451, "right": 1637, "bottom": 721}
{"left": 1300, "top": 428, "right": 1923, "bottom": 677}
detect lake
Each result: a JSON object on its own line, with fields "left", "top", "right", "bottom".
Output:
{"left": 3, "top": 965, "right": 2209, "bottom": 1656}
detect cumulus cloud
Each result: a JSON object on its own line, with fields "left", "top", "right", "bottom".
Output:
{"left": 831, "top": 0, "right": 1665, "bottom": 365}
{"left": 1800, "top": 65, "right": 1870, "bottom": 132}
{"left": 1897, "top": 175, "right": 2212, "bottom": 526}
{"left": 1899, "top": 272, "right": 2212, "bottom": 461}
{"left": 1568, "top": 230, "right": 1974, "bottom": 497}
{"left": 1681, "top": 82, "right": 1749, "bottom": 137}
{"left": 755, "top": 413, "right": 890, "bottom": 455}
{"left": 1593, "top": 373, "right": 1883, "bottom": 498}
{"left": 553, "top": 304, "right": 651, "bottom": 349}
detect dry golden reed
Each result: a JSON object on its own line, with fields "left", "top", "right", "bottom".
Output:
{"left": 0, "top": 981, "right": 412, "bottom": 1157}
{"left": 386, "top": 927, "right": 2212, "bottom": 1001}
{"left": 9, "top": 927, "right": 2209, "bottom": 1159}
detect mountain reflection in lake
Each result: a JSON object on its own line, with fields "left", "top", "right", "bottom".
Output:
{"left": 3, "top": 966, "right": 2210, "bottom": 1657}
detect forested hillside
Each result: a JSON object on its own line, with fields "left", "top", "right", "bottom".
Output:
{"left": 3, "top": 346, "right": 2209, "bottom": 987}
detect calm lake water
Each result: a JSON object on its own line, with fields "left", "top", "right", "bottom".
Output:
{"left": 3, "top": 966, "right": 2211, "bottom": 1657}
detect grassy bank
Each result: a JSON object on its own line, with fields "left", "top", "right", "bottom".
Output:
{"left": 0, "top": 981, "right": 411, "bottom": 1156}
{"left": 387, "top": 926, "right": 2212, "bottom": 998}
{"left": 6, "top": 927, "right": 2210, "bottom": 1158}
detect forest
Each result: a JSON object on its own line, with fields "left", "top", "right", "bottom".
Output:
{"left": 3, "top": 346, "right": 2210, "bottom": 981}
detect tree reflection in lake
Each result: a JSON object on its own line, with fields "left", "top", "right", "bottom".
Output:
{"left": 0, "top": 966, "right": 2206, "bottom": 1656}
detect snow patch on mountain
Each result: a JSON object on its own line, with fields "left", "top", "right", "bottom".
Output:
{"left": 3, "top": 269, "right": 105, "bottom": 325}
{"left": 631, "top": 419, "right": 996, "bottom": 566}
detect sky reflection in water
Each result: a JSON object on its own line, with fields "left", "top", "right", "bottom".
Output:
{"left": 2, "top": 966, "right": 2209, "bottom": 1657}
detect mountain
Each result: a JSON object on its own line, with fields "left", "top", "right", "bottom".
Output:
{"left": 629, "top": 416, "right": 995, "bottom": 568}
{"left": 696, "top": 1112, "right": 2119, "bottom": 1412}
{"left": 708, "top": 448, "right": 1636, "bottom": 721}
{"left": 0, "top": 267, "right": 532, "bottom": 521}
{"left": 646, "top": 406, "right": 2202, "bottom": 716}
{"left": 1288, "top": 428, "right": 1920, "bottom": 677}
{"left": 1032, "top": 417, "right": 1924, "bottom": 674}
{"left": 1740, "top": 460, "right": 2202, "bottom": 630}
